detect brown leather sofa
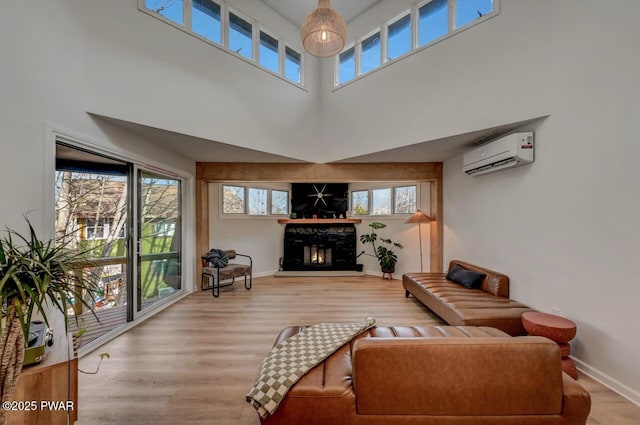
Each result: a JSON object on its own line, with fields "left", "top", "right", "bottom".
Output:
{"left": 261, "top": 325, "right": 591, "bottom": 425}
{"left": 403, "top": 260, "right": 534, "bottom": 335}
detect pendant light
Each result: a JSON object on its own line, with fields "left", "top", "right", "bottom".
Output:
{"left": 301, "top": 0, "right": 347, "bottom": 58}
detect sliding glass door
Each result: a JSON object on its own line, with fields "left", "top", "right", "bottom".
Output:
{"left": 137, "top": 170, "right": 182, "bottom": 312}
{"left": 55, "top": 143, "right": 132, "bottom": 347}
{"left": 55, "top": 142, "right": 186, "bottom": 347}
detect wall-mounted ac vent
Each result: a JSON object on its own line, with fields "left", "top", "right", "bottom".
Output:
{"left": 463, "top": 132, "right": 534, "bottom": 176}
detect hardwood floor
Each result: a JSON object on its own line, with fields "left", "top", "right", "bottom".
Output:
{"left": 77, "top": 276, "right": 640, "bottom": 425}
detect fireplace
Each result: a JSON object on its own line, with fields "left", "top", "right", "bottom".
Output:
{"left": 304, "top": 245, "right": 332, "bottom": 266}
{"left": 282, "top": 223, "right": 359, "bottom": 271}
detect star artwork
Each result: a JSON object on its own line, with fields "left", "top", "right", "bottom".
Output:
{"left": 307, "top": 184, "right": 333, "bottom": 207}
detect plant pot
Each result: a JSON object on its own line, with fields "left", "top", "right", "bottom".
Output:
{"left": 381, "top": 265, "right": 395, "bottom": 279}
{"left": 381, "top": 265, "right": 395, "bottom": 274}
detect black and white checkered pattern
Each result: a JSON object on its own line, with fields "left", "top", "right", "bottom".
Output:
{"left": 246, "top": 317, "right": 376, "bottom": 419}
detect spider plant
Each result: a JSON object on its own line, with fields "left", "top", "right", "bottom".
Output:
{"left": 0, "top": 218, "right": 99, "bottom": 418}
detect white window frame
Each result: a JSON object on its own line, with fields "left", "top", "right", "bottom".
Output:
{"left": 336, "top": 42, "right": 356, "bottom": 86}
{"left": 385, "top": 9, "right": 413, "bottom": 63}
{"left": 358, "top": 28, "right": 382, "bottom": 76}
{"left": 349, "top": 183, "right": 420, "bottom": 218}
{"left": 334, "top": 0, "right": 500, "bottom": 88}
{"left": 138, "top": 0, "right": 306, "bottom": 89}
{"left": 219, "top": 183, "right": 291, "bottom": 218}
{"left": 271, "top": 189, "right": 290, "bottom": 216}
{"left": 283, "top": 44, "right": 304, "bottom": 85}
{"left": 226, "top": 7, "right": 255, "bottom": 61}
{"left": 393, "top": 185, "right": 418, "bottom": 214}
{"left": 190, "top": 0, "right": 223, "bottom": 46}
{"left": 258, "top": 27, "right": 281, "bottom": 75}
{"left": 221, "top": 184, "right": 246, "bottom": 214}
{"left": 350, "top": 190, "right": 370, "bottom": 216}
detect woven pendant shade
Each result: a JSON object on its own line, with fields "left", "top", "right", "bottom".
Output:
{"left": 301, "top": 0, "right": 347, "bottom": 58}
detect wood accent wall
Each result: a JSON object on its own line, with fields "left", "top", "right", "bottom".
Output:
{"left": 195, "top": 162, "right": 444, "bottom": 282}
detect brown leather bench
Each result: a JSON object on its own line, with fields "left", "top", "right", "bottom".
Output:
{"left": 403, "top": 260, "right": 534, "bottom": 335}
{"left": 259, "top": 325, "right": 591, "bottom": 425}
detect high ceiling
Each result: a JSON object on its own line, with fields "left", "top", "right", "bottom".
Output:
{"left": 260, "top": 0, "right": 382, "bottom": 26}
{"left": 88, "top": 1, "right": 544, "bottom": 165}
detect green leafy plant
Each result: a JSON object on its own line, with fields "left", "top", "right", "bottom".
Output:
{"left": 0, "top": 218, "right": 99, "bottom": 420}
{"left": 358, "top": 222, "right": 403, "bottom": 272}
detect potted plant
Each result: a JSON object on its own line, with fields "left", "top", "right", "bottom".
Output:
{"left": 0, "top": 219, "right": 98, "bottom": 423}
{"left": 358, "top": 222, "right": 403, "bottom": 276}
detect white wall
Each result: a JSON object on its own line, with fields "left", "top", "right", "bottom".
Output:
{"left": 209, "top": 182, "right": 430, "bottom": 278}
{"left": 319, "top": 0, "right": 551, "bottom": 162}
{"left": 76, "top": 0, "right": 322, "bottom": 162}
{"left": 209, "top": 183, "right": 285, "bottom": 276}
{"left": 0, "top": 1, "right": 195, "bottom": 235}
{"left": 443, "top": 0, "right": 640, "bottom": 402}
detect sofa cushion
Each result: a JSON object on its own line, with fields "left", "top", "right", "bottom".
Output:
{"left": 446, "top": 264, "right": 486, "bottom": 289}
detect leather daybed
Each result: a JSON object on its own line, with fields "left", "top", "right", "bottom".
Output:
{"left": 403, "top": 260, "right": 534, "bottom": 335}
{"left": 260, "top": 325, "right": 591, "bottom": 425}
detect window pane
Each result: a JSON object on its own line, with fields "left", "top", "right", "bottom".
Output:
{"left": 456, "top": 0, "right": 493, "bottom": 28}
{"left": 360, "top": 32, "right": 381, "bottom": 74}
{"left": 223, "top": 185, "right": 245, "bottom": 214}
{"left": 387, "top": 14, "right": 411, "bottom": 60}
{"left": 192, "top": 0, "right": 221, "bottom": 44}
{"left": 260, "top": 31, "right": 280, "bottom": 73}
{"left": 285, "top": 47, "right": 301, "bottom": 83}
{"left": 352, "top": 190, "right": 369, "bottom": 215}
{"left": 146, "top": 0, "right": 184, "bottom": 25}
{"left": 229, "top": 13, "right": 253, "bottom": 59}
{"left": 419, "top": 0, "right": 448, "bottom": 46}
{"left": 372, "top": 188, "right": 392, "bottom": 215}
{"left": 248, "top": 188, "right": 268, "bottom": 215}
{"left": 338, "top": 47, "right": 355, "bottom": 84}
{"left": 271, "top": 190, "right": 289, "bottom": 215}
{"left": 394, "top": 186, "right": 417, "bottom": 214}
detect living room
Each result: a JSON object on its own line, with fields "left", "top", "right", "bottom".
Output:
{"left": 0, "top": 0, "right": 638, "bottom": 424}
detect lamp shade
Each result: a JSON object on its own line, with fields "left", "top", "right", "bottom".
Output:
{"left": 301, "top": 0, "right": 347, "bottom": 58}
{"left": 405, "top": 210, "right": 434, "bottom": 224}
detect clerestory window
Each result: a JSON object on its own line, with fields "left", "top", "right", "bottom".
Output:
{"left": 140, "top": 0, "right": 304, "bottom": 86}
{"left": 335, "top": 0, "right": 498, "bottom": 87}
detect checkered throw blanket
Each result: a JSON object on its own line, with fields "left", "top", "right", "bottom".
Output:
{"left": 246, "top": 317, "right": 376, "bottom": 419}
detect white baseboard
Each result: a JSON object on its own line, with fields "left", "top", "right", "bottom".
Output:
{"left": 573, "top": 356, "right": 640, "bottom": 407}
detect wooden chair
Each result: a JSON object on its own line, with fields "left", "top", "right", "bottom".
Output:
{"left": 201, "top": 249, "right": 252, "bottom": 297}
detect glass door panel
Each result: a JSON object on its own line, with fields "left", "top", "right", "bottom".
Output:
{"left": 137, "top": 171, "right": 182, "bottom": 311}
{"left": 55, "top": 144, "right": 131, "bottom": 348}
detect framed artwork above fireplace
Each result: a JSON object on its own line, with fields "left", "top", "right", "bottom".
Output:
{"left": 290, "top": 183, "right": 349, "bottom": 219}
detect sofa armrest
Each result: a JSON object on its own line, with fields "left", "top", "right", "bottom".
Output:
{"left": 449, "top": 260, "right": 510, "bottom": 297}
{"left": 560, "top": 373, "right": 591, "bottom": 425}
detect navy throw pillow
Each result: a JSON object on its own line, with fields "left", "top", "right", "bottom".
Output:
{"left": 446, "top": 264, "right": 486, "bottom": 289}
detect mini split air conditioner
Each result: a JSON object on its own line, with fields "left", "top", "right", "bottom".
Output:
{"left": 463, "top": 132, "right": 534, "bottom": 176}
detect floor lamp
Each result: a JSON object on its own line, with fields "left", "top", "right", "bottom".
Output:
{"left": 405, "top": 210, "right": 434, "bottom": 273}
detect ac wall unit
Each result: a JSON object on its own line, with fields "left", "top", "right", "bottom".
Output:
{"left": 463, "top": 132, "right": 534, "bottom": 176}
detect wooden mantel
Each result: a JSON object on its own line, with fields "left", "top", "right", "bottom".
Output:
{"left": 277, "top": 218, "right": 362, "bottom": 225}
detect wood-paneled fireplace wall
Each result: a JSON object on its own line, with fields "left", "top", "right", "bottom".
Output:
{"left": 195, "top": 162, "right": 443, "bottom": 287}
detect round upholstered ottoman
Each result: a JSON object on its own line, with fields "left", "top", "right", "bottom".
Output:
{"left": 522, "top": 312, "right": 578, "bottom": 379}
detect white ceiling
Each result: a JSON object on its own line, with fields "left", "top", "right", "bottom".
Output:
{"left": 260, "top": 0, "right": 382, "bottom": 27}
